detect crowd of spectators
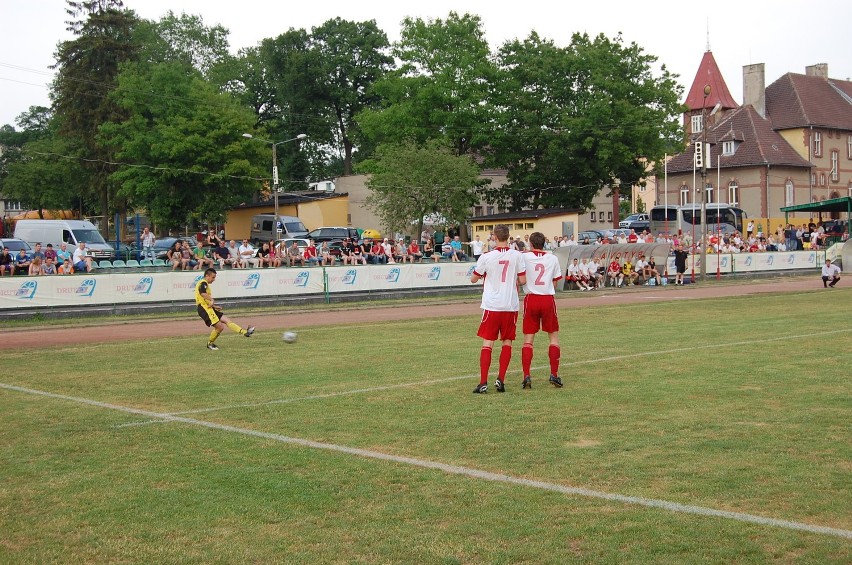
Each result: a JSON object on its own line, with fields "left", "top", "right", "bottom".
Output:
{"left": 5, "top": 218, "right": 845, "bottom": 277}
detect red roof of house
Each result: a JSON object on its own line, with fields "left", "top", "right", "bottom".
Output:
{"left": 765, "top": 73, "right": 852, "bottom": 130}
{"left": 684, "top": 51, "right": 739, "bottom": 111}
{"left": 667, "top": 105, "right": 812, "bottom": 174}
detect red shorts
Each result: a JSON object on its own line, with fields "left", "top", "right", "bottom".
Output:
{"left": 522, "top": 294, "right": 559, "bottom": 334}
{"left": 477, "top": 310, "right": 518, "bottom": 341}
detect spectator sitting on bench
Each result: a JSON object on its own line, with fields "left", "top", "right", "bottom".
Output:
{"left": 424, "top": 238, "right": 439, "bottom": 262}
{"left": 287, "top": 241, "right": 305, "bottom": 267}
{"left": 607, "top": 255, "right": 624, "bottom": 287}
{"left": 450, "top": 236, "right": 468, "bottom": 261}
{"left": 407, "top": 239, "right": 422, "bottom": 263}
{"left": 441, "top": 236, "right": 460, "bottom": 262}
{"left": 0, "top": 247, "right": 13, "bottom": 276}
{"left": 622, "top": 258, "right": 639, "bottom": 286}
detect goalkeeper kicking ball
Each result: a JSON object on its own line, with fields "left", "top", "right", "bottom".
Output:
{"left": 282, "top": 331, "right": 298, "bottom": 344}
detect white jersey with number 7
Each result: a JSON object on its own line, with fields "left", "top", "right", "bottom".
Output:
{"left": 523, "top": 250, "right": 562, "bottom": 295}
{"left": 473, "top": 247, "right": 527, "bottom": 311}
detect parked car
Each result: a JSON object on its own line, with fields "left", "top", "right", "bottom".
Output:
{"left": 306, "top": 227, "right": 360, "bottom": 243}
{"left": 0, "top": 238, "right": 33, "bottom": 258}
{"left": 600, "top": 228, "right": 634, "bottom": 240}
{"left": 619, "top": 213, "right": 650, "bottom": 232}
{"left": 577, "top": 230, "right": 604, "bottom": 245}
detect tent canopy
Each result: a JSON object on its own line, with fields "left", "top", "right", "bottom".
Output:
{"left": 780, "top": 196, "right": 851, "bottom": 235}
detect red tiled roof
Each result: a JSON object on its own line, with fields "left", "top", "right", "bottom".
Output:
{"left": 766, "top": 73, "right": 852, "bottom": 130}
{"left": 684, "top": 51, "right": 739, "bottom": 111}
{"left": 667, "top": 105, "right": 812, "bottom": 173}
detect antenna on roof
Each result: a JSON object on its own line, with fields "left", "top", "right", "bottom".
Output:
{"left": 706, "top": 18, "right": 711, "bottom": 52}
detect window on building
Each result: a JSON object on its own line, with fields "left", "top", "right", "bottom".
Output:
{"left": 813, "top": 131, "right": 822, "bottom": 157}
{"left": 819, "top": 173, "right": 826, "bottom": 187}
{"left": 728, "top": 181, "right": 739, "bottom": 205}
{"left": 486, "top": 206, "right": 494, "bottom": 216}
{"left": 474, "top": 206, "right": 483, "bottom": 217}
{"left": 607, "top": 212, "right": 612, "bottom": 222}
{"left": 680, "top": 185, "right": 690, "bottom": 206}
{"left": 691, "top": 114, "right": 703, "bottom": 134}
{"left": 515, "top": 223, "right": 524, "bottom": 230}
{"left": 590, "top": 212, "right": 596, "bottom": 222}
{"left": 785, "top": 180, "right": 794, "bottom": 206}
{"left": 525, "top": 223, "right": 534, "bottom": 229}
{"left": 705, "top": 183, "right": 714, "bottom": 204}
{"left": 598, "top": 211, "right": 605, "bottom": 222}
{"left": 831, "top": 151, "right": 839, "bottom": 182}
{"left": 848, "top": 134, "right": 852, "bottom": 159}
{"left": 722, "top": 141, "right": 735, "bottom": 156}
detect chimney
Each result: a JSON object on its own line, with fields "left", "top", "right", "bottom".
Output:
{"left": 743, "top": 63, "right": 766, "bottom": 118}
{"left": 805, "top": 63, "right": 828, "bottom": 78}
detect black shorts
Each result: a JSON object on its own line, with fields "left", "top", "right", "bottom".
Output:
{"left": 197, "top": 304, "right": 222, "bottom": 327}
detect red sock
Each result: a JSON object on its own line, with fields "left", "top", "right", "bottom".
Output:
{"left": 521, "top": 343, "right": 533, "bottom": 376}
{"left": 549, "top": 345, "right": 561, "bottom": 376}
{"left": 479, "top": 346, "right": 492, "bottom": 384}
{"left": 498, "top": 345, "right": 512, "bottom": 381}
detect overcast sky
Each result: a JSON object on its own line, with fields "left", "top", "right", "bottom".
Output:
{"left": 1, "top": 0, "right": 850, "bottom": 128}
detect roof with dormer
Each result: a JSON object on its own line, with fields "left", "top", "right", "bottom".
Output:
{"left": 684, "top": 51, "right": 739, "bottom": 111}
{"left": 666, "top": 105, "right": 812, "bottom": 173}
{"left": 765, "top": 72, "right": 852, "bottom": 130}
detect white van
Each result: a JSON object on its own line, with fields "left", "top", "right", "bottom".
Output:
{"left": 14, "top": 219, "right": 114, "bottom": 260}
{"left": 249, "top": 214, "right": 308, "bottom": 244}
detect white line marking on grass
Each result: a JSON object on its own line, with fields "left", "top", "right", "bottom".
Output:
{"left": 117, "top": 328, "right": 852, "bottom": 426}
{"left": 2, "top": 381, "right": 850, "bottom": 540}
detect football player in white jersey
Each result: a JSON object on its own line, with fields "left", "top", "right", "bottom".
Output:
{"left": 520, "top": 232, "right": 563, "bottom": 389}
{"left": 470, "top": 224, "right": 526, "bottom": 394}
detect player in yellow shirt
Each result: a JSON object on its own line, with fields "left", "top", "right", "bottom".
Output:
{"left": 622, "top": 259, "right": 639, "bottom": 286}
{"left": 195, "top": 268, "right": 255, "bottom": 350}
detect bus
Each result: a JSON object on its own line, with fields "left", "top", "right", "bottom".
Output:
{"left": 649, "top": 204, "right": 747, "bottom": 236}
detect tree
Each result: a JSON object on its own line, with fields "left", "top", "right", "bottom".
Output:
{"left": 51, "top": 0, "right": 141, "bottom": 233}
{"left": 356, "top": 12, "right": 496, "bottom": 156}
{"left": 360, "top": 140, "right": 483, "bottom": 238}
{"left": 488, "top": 32, "right": 683, "bottom": 212}
{"left": 99, "top": 61, "right": 264, "bottom": 232}
{"left": 310, "top": 18, "right": 392, "bottom": 175}
{"left": 1, "top": 107, "right": 88, "bottom": 214}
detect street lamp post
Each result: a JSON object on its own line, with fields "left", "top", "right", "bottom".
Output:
{"left": 699, "top": 84, "right": 711, "bottom": 282}
{"left": 242, "top": 133, "right": 307, "bottom": 237}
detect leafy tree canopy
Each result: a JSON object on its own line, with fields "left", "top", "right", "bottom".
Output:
{"left": 359, "top": 139, "right": 484, "bottom": 237}
{"left": 487, "top": 32, "right": 684, "bottom": 211}
{"left": 356, "top": 12, "right": 496, "bottom": 156}
{"left": 100, "top": 61, "right": 265, "bottom": 231}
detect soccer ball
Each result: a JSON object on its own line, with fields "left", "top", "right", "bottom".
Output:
{"left": 282, "top": 331, "right": 298, "bottom": 343}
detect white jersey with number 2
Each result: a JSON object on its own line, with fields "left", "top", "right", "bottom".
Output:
{"left": 522, "top": 250, "right": 562, "bottom": 295}
{"left": 473, "top": 247, "right": 526, "bottom": 312}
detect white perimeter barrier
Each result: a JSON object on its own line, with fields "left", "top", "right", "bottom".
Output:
{"left": 0, "top": 250, "right": 828, "bottom": 311}
{"left": 663, "top": 250, "right": 820, "bottom": 276}
{"left": 0, "top": 263, "right": 480, "bottom": 310}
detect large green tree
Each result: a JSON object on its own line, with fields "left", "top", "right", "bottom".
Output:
{"left": 0, "top": 107, "right": 87, "bottom": 215}
{"left": 51, "top": 0, "right": 141, "bottom": 233}
{"left": 360, "top": 140, "right": 483, "bottom": 237}
{"left": 254, "top": 29, "right": 322, "bottom": 186}
{"left": 488, "top": 32, "right": 683, "bottom": 211}
{"left": 99, "top": 61, "right": 264, "bottom": 232}
{"left": 148, "top": 11, "right": 231, "bottom": 80}
{"left": 356, "top": 12, "right": 496, "bottom": 156}
{"left": 310, "top": 18, "right": 392, "bottom": 176}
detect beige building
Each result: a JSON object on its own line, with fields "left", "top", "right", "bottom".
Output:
{"left": 470, "top": 208, "right": 583, "bottom": 243}
{"left": 660, "top": 52, "right": 851, "bottom": 230}
{"left": 223, "top": 192, "right": 348, "bottom": 241}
